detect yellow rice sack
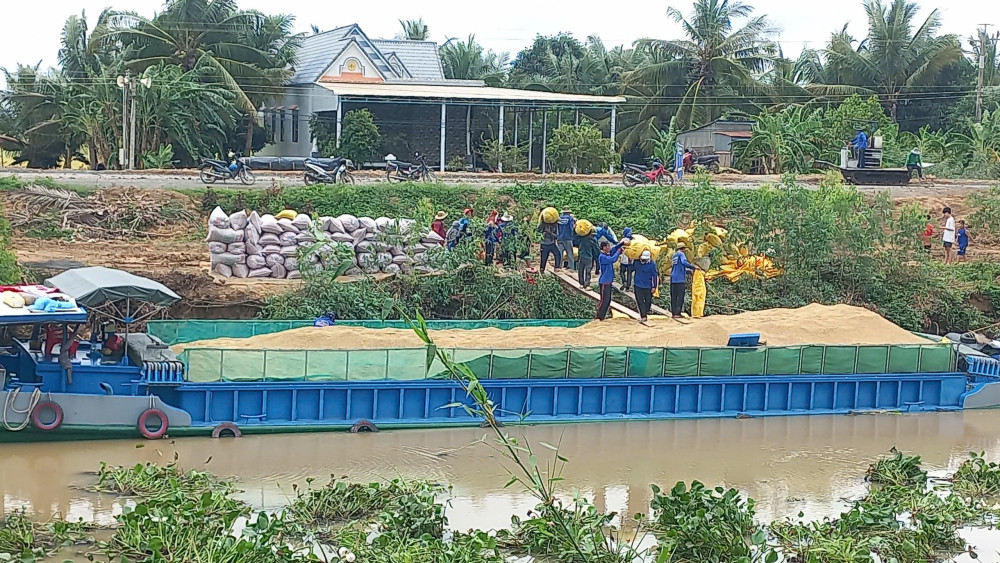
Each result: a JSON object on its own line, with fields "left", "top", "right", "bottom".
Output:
{"left": 275, "top": 209, "right": 297, "bottom": 220}
{"left": 574, "top": 219, "right": 595, "bottom": 236}
{"left": 540, "top": 207, "right": 559, "bottom": 224}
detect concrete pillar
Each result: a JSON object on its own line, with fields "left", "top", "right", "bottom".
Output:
{"left": 335, "top": 97, "right": 343, "bottom": 147}
{"left": 575, "top": 109, "right": 580, "bottom": 126}
{"left": 527, "top": 110, "right": 534, "bottom": 170}
{"left": 541, "top": 110, "right": 548, "bottom": 175}
{"left": 440, "top": 103, "right": 447, "bottom": 173}
{"left": 609, "top": 105, "right": 617, "bottom": 174}
{"left": 466, "top": 105, "right": 472, "bottom": 157}
{"left": 513, "top": 110, "right": 518, "bottom": 147}
{"left": 498, "top": 105, "right": 505, "bottom": 173}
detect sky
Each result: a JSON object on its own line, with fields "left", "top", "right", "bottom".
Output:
{"left": 0, "top": 0, "right": 990, "bottom": 84}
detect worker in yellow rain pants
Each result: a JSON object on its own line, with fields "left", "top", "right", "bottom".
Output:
{"left": 691, "top": 269, "right": 706, "bottom": 318}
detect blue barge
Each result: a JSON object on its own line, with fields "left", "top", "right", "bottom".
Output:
{"left": 4, "top": 308, "right": 1000, "bottom": 441}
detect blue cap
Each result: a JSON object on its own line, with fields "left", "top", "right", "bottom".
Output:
{"left": 622, "top": 227, "right": 633, "bottom": 238}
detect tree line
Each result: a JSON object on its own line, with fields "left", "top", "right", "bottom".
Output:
{"left": 1, "top": 0, "right": 998, "bottom": 175}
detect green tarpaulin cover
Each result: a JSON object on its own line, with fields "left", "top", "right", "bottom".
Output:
{"left": 45, "top": 267, "right": 180, "bottom": 307}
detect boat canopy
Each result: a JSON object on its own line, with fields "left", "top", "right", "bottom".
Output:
{"left": 0, "top": 306, "right": 88, "bottom": 324}
{"left": 44, "top": 267, "right": 180, "bottom": 308}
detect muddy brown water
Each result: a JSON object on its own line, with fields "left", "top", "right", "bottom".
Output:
{"left": 5, "top": 411, "right": 1000, "bottom": 561}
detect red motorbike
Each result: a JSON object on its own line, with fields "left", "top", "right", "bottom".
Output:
{"left": 622, "top": 158, "right": 674, "bottom": 187}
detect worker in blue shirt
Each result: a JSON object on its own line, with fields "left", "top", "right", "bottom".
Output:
{"left": 595, "top": 222, "right": 618, "bottom": 244}
{"left": 669, "top": 243, "right": 697, "bottom": 318}
{"left": 556, "top": 207, "right": 576, "bottom": 270}
{"left": 596, "top": 239, "right": 628, "bottom": 320}
{"left": 852, "top": 127, "right": 869, "bottom": 168}
{"left": 632, "top": 250, "right": 659, "bottom": 323}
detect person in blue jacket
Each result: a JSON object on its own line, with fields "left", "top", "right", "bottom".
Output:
{"left": 556, "top": 207, "right": 576, "bottom": 270}
{"left": 618, "top": 227, "right": 634, "bottom": 289}
{"left": 669, "top": 243, "right": 697, "bottom": 317}
{"left": 595, "top": 222, "right": 618, "bottom": 244}
{"left": 852, "top": 127, "right": 869, "bottom": 169}
{"left": 632, "top": 249, "right": 659, "bottom": 323}
{"left": 596, "top": 239, "right": 628, "bottom": 320}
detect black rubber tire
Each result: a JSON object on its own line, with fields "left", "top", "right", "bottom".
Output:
{"left": 708, "top": 162, "right": 720, "bottom": 173}
{"left": 422, "top": 170, "right": 437, "bottom": 183}
{"left": 303, "top": 172, "right": 315, "bottom": 186}
{"left": 386, "top": 169, "right": 402, "bottom": 183}
{"left": 239, "top": 167, "right": 256, "bottom": 185}
{"left": 199, "top": 165, "right": 216, "bottom": 184}
{"left": 622, "top": 173, "right": 637, "bottom": 187}
{"left": 350, "top": 419, "right": 379, "bottom": 433}
{"left": 212, "top": 422, "right": 242, "bottom": 438}
{"left": 339, "top": 171, "right": 356, "bottom": 185}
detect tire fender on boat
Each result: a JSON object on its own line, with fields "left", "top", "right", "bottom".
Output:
{"left": 30, "top": 401, "right": 64, "bottom": 431}
{"left": 211, "top": 422, "right": 242, "bottom": 438}
{"left": 350, "top": 419, "right": 378, "bottom": 433}
{"left": 137, "top": 408, "right": 169, "bottom": 440}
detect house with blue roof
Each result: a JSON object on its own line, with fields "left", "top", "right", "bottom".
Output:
{"left": 260, "top": 24, "right": 625, "bottom": 172}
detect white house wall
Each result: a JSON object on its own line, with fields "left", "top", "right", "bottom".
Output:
{"left": 320, "top": 41, "right": 385, "bottom": 82}
{"left": 259, "top": 85, "right": 338, "bottom": 157}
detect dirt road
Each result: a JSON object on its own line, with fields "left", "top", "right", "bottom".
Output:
{"left": 2, "top": 168, "right": 995, "bottom": 197}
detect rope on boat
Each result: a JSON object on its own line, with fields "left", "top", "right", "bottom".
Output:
{"left": 2, "top": 387, "right": 42, "bottom": 432}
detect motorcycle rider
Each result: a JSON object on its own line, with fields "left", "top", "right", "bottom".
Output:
{"left": 682, "top": 149, "right": 694, "bottom": 173}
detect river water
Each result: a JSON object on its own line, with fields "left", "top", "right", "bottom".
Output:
{"left": 4, "top": 410, "right": 1000, "bottom": 560}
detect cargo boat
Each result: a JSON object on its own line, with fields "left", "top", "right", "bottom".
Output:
{"left": 4, "top": 304, "right": 1000, "bottom": 441}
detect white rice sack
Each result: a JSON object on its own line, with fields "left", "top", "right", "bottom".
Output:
{"left": 359, "top": 217, "right": 376, "bottom": 232}
{"left": 232, "top": 263, "right": 250, "bottom": 278}
{"left": 227, "top": 242, "right": 246, "bottom": 254}
{"left": 285, "top": 257, "right": 298, "bottom": 271}
{"left": 392, "top": 255, "right": 412, "bottom": 265}
{"left": 319, "top": 216, "right": 334, "bottom": 232}
{"left": 292, "top": 213, "right": 311, "bottom": 230}
{"left": 329, "top": 217, "right": 346, "bottom": 234}
{"left": 265, "top": 254, "right": 285, "bottom": 268}
{"left": 278, "top": 218, "right": 299, "bottom": 233}
{"left": 259, "top": 233, "right": 280, "bottom": 246}
{"left": 207, "top": 226, "right": 243, "bottom": 244}
{"left": 212, "top": 263, "right": 233, "bottom": 277}
{"left": 211, "top": 252, "right": 244, "bottom": 266}
{"left": 209, "top": 206, "right": 230, "bottom": 229}
{"left": 371, "top": 241, "right": 390, "bottom": 253}
{"left": 382, "top": 263, "right": 401, "bottom": 274}
{"left": 246, "top": 241, "right": 261, "bottom": 256}
{"left": 279, "top": 232, "right": 298, "bottom": 245}
{"left": 421, "top": 231, "right": 444, "bottom": 245}
{"left": 262, "top": 244, "right": 281, "bottom": 255}
{"left": 351, "top": 228, "right": 367, "bottom": 246}
{"left": 247, "top": 255, "right": 266, "bottom": 269}
{"left": 410, "top": 244, "right": 428, "bottom": 254}
{"left": 271, "top": 264, "right": 287, "bottom": 278}
{"left": 260, "top": 214, "right": 281, "bottom": 234}
{"left": 363, "top": 232, "right": 375, "bottom": 242}
{"left": 244, "top": 226, "right": 260, "bottom": 247}
{"left": 356, "top": 251, "right": 376, "bottom": 267}
{"left": 398, "top": 218, "right": 416, "bottom": 235}
{"left": 356, "top": 241, "right": 372, "bottom": 253}
{"left": 338, "top": 214, "right": 360, "bottom": 233}
{"left": 344, "top": 266, "right": 362, "bottom": 277}
{"left": 390, "top": 246, "right": 406, "bottom": 257}
{"left": 208, "top": 242, "right": 227, "bottom": 254}
{"left": 377, "top": 252, "right": 393, "bottom": 266}
{"left": 229, "top": 210, "right": 248, "bottom": 230}
{"left": 249, "top": 267, "right": 271, "bottom": 278}
{"left": 296, "top": 232, "right": 316, "bottom": 243}
{"left": 375, "top": 217, "right": 392, "bottom": 231}
{"left": 330, "top": 233, "right": 355, "bottom": 244}
{"left": 287, "top": 270, "right": 301, "bottom": 280}
{"left": 248, "top": 211, "right": 261, "bottom": 232}
{"left": 280, "top": 246, "right": 298, "bottom": 257}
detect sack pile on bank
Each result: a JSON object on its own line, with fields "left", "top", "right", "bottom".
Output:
{"left": 205, "top": 207, "right": 444, "bottom": 279}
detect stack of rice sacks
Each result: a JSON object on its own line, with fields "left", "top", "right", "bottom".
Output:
{"left": 206, "top": 207, "right": 444, "bottom": 279}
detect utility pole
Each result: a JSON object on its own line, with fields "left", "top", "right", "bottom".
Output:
{"left": 976, "top": 24, "right": 996, "bottom": 123}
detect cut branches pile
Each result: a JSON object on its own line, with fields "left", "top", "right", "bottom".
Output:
{"left": 5, "top": 185, "right": 194, "bottom": 239}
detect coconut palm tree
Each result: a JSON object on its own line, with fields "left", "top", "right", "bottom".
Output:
{"left": 94, "top": 0, "right": 299, "bottom": 119}
{"left": 808, "top": 0, "right": 962, "bottom": 120}
{"left": 628, "top": 0, "right": 777, "bottom": 130}
{"left": 398, "top": 18, "right": 429, "bottom": 41}
{"left": 439, "top": 35, "right": 509, "bottom": 86}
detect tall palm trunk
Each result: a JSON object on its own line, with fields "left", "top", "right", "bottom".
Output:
{"left": 245, "top": 115, "right": 254, "bottom": 156}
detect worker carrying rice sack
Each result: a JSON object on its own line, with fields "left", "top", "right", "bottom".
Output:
{"left": 540, "top": 206, "right": 559, "bottom": 224}
{"left": 574, "top": 219, "right": 595, "bottom": 237}
{"left": 691, "top": 269, "right": 707, "bottom": 318}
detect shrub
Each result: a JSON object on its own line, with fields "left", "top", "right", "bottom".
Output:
{"left": 545, "top": 124, "right": 618, "bottom": 174}
{"left": 477, "top": 138, "right": 527, "bottom": 172}
{"left": 338, "top": 109, "right": 381, "bottom": 165}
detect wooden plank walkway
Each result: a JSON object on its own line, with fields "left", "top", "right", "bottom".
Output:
{"left": 553, "top": 271, "right": 642, "bottom": 320}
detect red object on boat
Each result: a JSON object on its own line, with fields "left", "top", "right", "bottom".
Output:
{"left": 43, "top": 325, "right": 79, "bottom": 357}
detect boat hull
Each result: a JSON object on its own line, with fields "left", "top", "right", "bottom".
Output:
{"left": 3, "top": 372, "right": 991, "bottom": 442}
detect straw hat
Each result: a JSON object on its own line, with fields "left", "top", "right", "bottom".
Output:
{"left": 500, "top": 213, "right": 513, "bottom": 222}
{"left": 434, "top": 211, "right": 447, "bottom": 220}
{"left": 676, "top": 242, "right": 687, "bottom": 249}
{"left": 561, "top": 206, "right": 572, "bottom": 213}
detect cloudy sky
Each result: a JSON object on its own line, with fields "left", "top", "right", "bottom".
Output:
{"left": 0, "top": 0, "right": 987, "bottom": 81}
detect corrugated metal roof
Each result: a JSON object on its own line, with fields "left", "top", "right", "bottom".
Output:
{"left": 290, "top": 25, "right": 354, "bottom": 84}
{"left": 718, "top": 131, "right": 753, "bottom": 138}
{"left": 319, "top": 82, "right": 625, "bottom": 104}
{"left": 372, "top": 40, "right": 445, "bottom": 81}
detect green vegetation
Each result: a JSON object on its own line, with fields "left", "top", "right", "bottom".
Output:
{"left": 546, "top": 124, "right": 620, "bottom": 174}
{"left": 93, "top": 461, "right": 224, "bottom": 497}
{"left": 865, "top": 448, "right": 928, "bottom": 487}
{"left": 312, "top": 109, "right": 382, "bottom": 162}
{"left": 0, "top": 509, "right": 88, "bottom": 561}
{"left": 0, "top": 205, "right": 21, "bottom": 284}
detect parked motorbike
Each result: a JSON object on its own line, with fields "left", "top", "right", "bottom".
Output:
{"left": 304, "top": 157, "right": 355, "bottom": 185}
{"left": 622, "top": 158, "right": 674, "bottom": 187}
{"left": 386, "top": 152, "right": 436, "bottom": 183}
{"left": 199, "top": 152, "right": 255, "bottom": 185}
{"left": 684, "top": 154, "right": 721, "bottom": 173}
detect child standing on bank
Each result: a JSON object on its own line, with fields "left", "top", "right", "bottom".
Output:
{"left": 957, "top": 220, "right": 971, "bottom": 262}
